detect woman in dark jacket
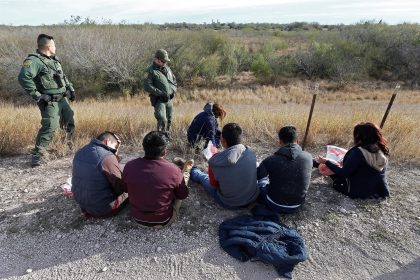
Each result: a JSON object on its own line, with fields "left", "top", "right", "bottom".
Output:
{"left": 187, "top": 102, "right": 226, "bottom": 148}
{"left": 317, "top": 122, "right": 390, "bottom": 199}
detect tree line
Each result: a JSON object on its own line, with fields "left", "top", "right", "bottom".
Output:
{"left": 0, "top": 21, "right": 419, "bottom": 101}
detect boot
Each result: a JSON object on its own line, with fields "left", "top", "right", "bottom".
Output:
{"left": 173, "top": 157, "right": 186, "bottom": 170}
{"left": 67, "top": 140, "right": 74, "bottom": 151}
{"left": 163, "top": 131, "right": 172, "bottom": 141}
{"left": 31, "top": 154, "right": 42, "bottom": 168}
{"left": 66, "top": 133, "right": 74, "bottom": 151}
{"left": 182, "top": 159, "right": 194, "bottom": 185}
{"left": 182, "top": 159, "right": 194, "bottom": 173}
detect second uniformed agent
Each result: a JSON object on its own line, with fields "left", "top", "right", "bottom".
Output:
{"left": 143, "top": 49, "right": 177, "bottom": 133}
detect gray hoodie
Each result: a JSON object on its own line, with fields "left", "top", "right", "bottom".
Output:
{"left": 358, "top": 147, "right": 388, "bottom": 171}
{"left": 209, "top": 144, "right": 259, "bottom": 207}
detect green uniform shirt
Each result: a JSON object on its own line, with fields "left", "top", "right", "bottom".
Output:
{"left": 143, "top": 63, "right": 177, "bottom": 99}
{"left": 18, "top": 51, "right": 74, "bottom": 101}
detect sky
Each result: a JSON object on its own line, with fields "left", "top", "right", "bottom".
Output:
{"left": 0, "top": 0, "right": 419, "bottom": 26}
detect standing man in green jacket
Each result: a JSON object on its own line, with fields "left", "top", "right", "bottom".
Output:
{"left": 18, "top": 34, "right": 76, "bottom": 167}
{"left": 143, "top": 49, "right": 177, "bottom": 133}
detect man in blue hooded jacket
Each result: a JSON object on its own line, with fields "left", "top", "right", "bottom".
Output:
{"left": 187, "top": 102, "right": 224, "bottom": 148}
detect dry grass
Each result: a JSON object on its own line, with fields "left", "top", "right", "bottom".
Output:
{"left": 1, "top": 86, "right": 419, "bottom": 162}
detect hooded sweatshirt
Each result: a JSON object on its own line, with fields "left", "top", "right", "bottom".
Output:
{"left": 209, "top": 144, "right": 259, "bottom": 207}
{"left": 257, "top": 144, "right": 313, "bottom": 206}
{"left": 326, "top": 146, "right": 389, "bottom": 198}
{"left": 187, "top": 102, "right": 219, "bottom": 146}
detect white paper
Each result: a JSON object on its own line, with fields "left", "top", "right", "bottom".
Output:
{"left": 202, "top": 141, "right": 218, "bottom": 160}
{"left": 325, "top": 145, "right": 348, "bottom": 162}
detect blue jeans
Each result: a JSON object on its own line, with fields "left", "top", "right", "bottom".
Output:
{"left": 190, "top": 167, "right": 239, "bottom": 210}
{"left": 258, "top": 178, "right": 301, "bottom": 214}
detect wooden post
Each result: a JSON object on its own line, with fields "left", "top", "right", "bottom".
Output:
{"left": 380, "top": 84, "right": 400, "bottom": 129}
{"left": 302, "top": 84, "right": 319, "bottom": 150}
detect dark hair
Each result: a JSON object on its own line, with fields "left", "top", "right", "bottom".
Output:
{"left": 353, "top": 122, "right": 389, "bottom": 155}
{"left": 37, "top": 34, "right": 54, "bottom": 49}
{"left": 278, "top": 126, "right": 298, "bottom": 144}
{"left": 97, "top": 131, "right": 119, "bottom": 143}
{"left": 142, "top": 131, "right": 168, "bottom": 158}
{"left": 212, "top": 103, "right": 227, "bottom": 121}
{"left": 222, "top": 123, "right": 242, "bottom": 147}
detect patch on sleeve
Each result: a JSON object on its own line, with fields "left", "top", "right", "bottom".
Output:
{"left": 22, "top": 59, "right": 32, "bottom": 67}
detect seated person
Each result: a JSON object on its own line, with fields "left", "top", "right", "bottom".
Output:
{"left": 257, "top": 126, "right": 313, "bottom": 213}
{"left": 72, "top": 131, "right": 127, "bottom": 218}
{"left": 187, "top": 102, "right": 226, "bottom": 148}
{"left": 190, "top": 123, "right": 259, "bottom": 209}
{"left": 317, "top": 122, "right": 390, "bottom": 199}
{"left": 123, "top": 131, "right": 192, "bottom": 227}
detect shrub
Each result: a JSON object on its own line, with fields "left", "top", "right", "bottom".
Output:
{"left": 251, "top": 53, "right": 272, "bottom": 82}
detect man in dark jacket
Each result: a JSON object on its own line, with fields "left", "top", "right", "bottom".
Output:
{"left": 257, "top": 126, "right": 313, "bottom": 213}
{"left": 72, "top": 131, "right": 127, "bottom": 218}
{"left": 143, "top": 49, "right": 177, "bottom": 133}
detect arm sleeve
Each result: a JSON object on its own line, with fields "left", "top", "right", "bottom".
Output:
{"left": 18, "top": 59, "right": 42, "bottom": 101}
{"left": 257, "top": 160, "right": 269, "bottom": 180}
{"left": 206, "top": 118, "right": 217, "bottom": 145}
{"left": 325, "top": 149, "right": 362, "bottom": 177}
{"left": 208, "top": 165, "right": 219, "bottom": 188}
{"left": 101, "top": 155, "right": 124, "bottom": 195}
{"left": 64, "top": 75, "right": 75, "bottom": 92}
{"left": 143, "top": 70, "right": 165, "bottom": 97}
{"left": 173, "top": 74, "right": 177, "bottom": 87}
{"left": 174, "top": 171, "right": 189, "bottom": 199}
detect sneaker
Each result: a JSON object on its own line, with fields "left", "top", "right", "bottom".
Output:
{"left": 173, "top": 157, "right": 186, "bottom": 170}
{"left": 182, "top": 159, "right": 194, "bottom": 173}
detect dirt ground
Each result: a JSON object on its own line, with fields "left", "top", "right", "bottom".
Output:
{"left": 0, "top": 144, "right": 419, "bottom": 280}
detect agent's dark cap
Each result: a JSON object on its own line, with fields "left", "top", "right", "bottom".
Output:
{"left": 155, "top": 49, "right": 170, "bottom": 62}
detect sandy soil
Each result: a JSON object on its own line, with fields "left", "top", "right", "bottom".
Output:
{"left": 0, "top": 145, "right": 419, "bottom": 280}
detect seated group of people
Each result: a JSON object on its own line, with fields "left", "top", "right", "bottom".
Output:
{"left": 71, "top": 103, "right": 390, "bottom": 228}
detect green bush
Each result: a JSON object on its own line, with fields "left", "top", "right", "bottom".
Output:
{"left": 251, "top": 53, "right": 272, "bottom": 81}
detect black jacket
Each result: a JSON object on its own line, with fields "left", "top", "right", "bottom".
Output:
{"left": 257, "top": 144, "right": 313, "bottom": 206}
{"left": 326, "top": 146, "right": 389, "bottom": 198}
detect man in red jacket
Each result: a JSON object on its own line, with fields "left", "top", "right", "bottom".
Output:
{"left": 123, "top": 131, "right": 192, "bottom": 227}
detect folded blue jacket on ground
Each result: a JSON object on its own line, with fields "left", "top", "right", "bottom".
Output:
{"left": 219, "top": 205, "right": 307, "bottom": 279}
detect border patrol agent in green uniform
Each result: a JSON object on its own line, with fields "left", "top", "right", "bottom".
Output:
{"left": 143, "top": 49, "right": 177, "bottom": 133}
{"left": 18, "top": 34, "right": 76, "bottom": 167}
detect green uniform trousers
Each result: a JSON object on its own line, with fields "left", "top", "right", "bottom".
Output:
{"left": 154, "top": 99, "right": 173, "bottom": 132}
{"left": 33, "top": 98, "right": 75, "bottom": 156}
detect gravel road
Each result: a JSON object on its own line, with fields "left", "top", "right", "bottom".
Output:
{"left": 0, "top": 147, "right": 419, "bottom": 280}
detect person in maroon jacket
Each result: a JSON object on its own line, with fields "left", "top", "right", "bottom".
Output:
{"left": 122, "top": 131, "right": 192, "bottom": 228}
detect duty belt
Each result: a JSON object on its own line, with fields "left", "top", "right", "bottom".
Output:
{"left": 49, "top": 93, "right": 65, "bottom": 102}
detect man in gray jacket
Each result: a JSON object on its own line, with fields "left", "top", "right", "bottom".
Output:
{"left": 190, "top": 123, "right": 259, "bottom": 208}
{"left": 257, "top": 126, "right": 313, "bottom": 213}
